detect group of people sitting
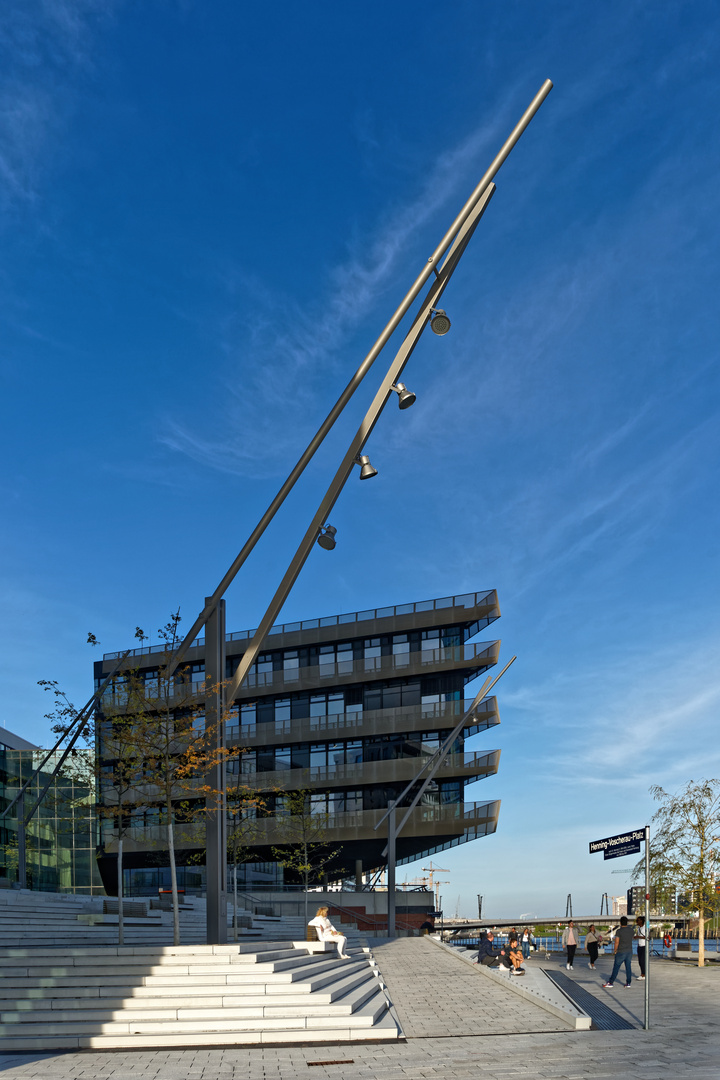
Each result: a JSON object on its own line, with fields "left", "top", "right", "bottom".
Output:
{"left": 475, "top": 928, "right": 531, "bottom": 975}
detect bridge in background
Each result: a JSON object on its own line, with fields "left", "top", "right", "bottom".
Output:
{"left": 440, "top": 914, "right": 677, "bottom": 933}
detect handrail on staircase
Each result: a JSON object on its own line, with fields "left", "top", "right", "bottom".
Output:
{"left": 324, "top": 898, "right": 418, "bottom": 937}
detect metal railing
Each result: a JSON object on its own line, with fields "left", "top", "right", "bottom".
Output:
{"left": 227, "top": 697, "right": 499, "bottom": 745}
{"left": 237, "top": 749, "right": 500, "bottom": 788}
{"left": 102, "top": 591, "right": 498, "bottom": 660}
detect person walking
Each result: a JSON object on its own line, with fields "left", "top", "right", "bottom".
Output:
{"left": 562, "top": 920, "right": 579, "bottom": 969}
{"left": 603, "top": 916, "right": 635, "bottom": 988}
{"left": 635, "top": 915, "right": 647, "bottom": 980}
{"left": 521, "top": 927, "right": 532, "bottom": 960}
{"left": 585, "top": 924, "right": 602, "bottom": 969}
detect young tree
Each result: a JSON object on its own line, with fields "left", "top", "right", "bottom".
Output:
{"left": 638, "top": 779, "right": 720, "bottom": 967}
{"left": 95, "top": 711, "right": 147, "bottom": 945}
{"left": 100, "top": 613, "right": 239, "bottom": 945}
{"left": 225, "top": 764, "right": 266, "bottom": 941}
{"left": 39, "top": 636, "right": 149, "bottom": 942}
{"left": 271, "top": 789, "right": 344, "bottom": 924}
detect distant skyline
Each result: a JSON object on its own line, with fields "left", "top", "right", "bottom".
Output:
{"left": 1, "top": 1, "right": 719, "bottom": 917}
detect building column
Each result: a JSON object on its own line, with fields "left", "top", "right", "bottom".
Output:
{"left": 17, "top": 792, "right": 27, "bottom": 889}
{"left": 205, "top": 598, "right": 227, "bottom": 944}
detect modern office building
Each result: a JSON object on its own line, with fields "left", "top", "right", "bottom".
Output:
{"left": 95, "top": 590, "right": 503, "bottom": 897}
{"left": 627, "top": 884, "right": 669, "bottom": 917}
{"left": 0, "top": 728, "right": 104, "bottom": 894}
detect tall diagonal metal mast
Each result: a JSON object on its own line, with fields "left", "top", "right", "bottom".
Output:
{"left": 198, "top": 81, "right": 552, "bottom": 941}
{"left": 165, "top": 78, "right": 553, "bottom": 679}
{"left": 69, "top": 81, "right": 551, "bottom": 941}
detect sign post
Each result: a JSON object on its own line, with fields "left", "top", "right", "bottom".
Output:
{"left": 644, "top": 825, "right": 650, "bottom": 1032}
{"left": 589, "top": 826, "right": 650, "bottom": 1030}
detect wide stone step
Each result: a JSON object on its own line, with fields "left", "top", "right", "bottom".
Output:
{"left": 0, "top": 955, "right": 360, "bottom": 996}
{"left": 0, "top": 960, "right": 367, "bottom": 1005}
{"left": 0, "top": 951, "right": 326, "bottom": 978}
{"left": 0, "top": 965, "right": 370, "bottom": 1013}
{"left": 0, "top": 942, "right": 306, "bottom": 962}
{"left": 0, "top": 986, "right": 391, "bottom": 1044}
{"left": 0, "top": 974, "right": 381, "bottom": 1031}
{"left": 0, "top": 1014, "right": 399, "bottom": 1049}
{"left": 0, "top": 975, "right": 379, "bottom": 1026}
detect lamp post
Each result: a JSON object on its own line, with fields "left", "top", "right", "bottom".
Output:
{"left": 192, "top": 81, "right": 554, "bottom": 941}
{"left": 4, "top": 82, "right": 553, "bottom": 937}
{"left": 374, "top": 657, "right": 515, "bottom": 938}
{"left": 182, "top": 81, "right": 555, "bottom": 941}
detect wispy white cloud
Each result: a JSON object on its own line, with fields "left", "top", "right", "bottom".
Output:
{"left": 0, "top": 1, "right": 117, "bottom": 209}
{"left": 156, "top": 84, "right": 532, "bottom": 476}
{"left": 506, "top": 633, "right": 720, "bottom": 791}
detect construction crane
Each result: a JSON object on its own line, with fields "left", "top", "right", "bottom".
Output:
{"left": 422, "top": 862, "right": 450, "bottom": 911}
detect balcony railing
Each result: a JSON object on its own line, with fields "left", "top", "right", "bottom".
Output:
{"left": 236, "top": 641, "right": 499, "bottom": 696}
{"left": 99, "top": 643, "right": 500, "bottom": 710}
{"left": 102, "top": 800, "right": 500, "bottom": 851}
{"left": 227, "top": 697, "right": 499, "bottom": 748}
{"left": 103, "top": 590, "right": 498, "bottom": 660}
{"left": 237, "top": 749, "right": 500, "bottom": 791}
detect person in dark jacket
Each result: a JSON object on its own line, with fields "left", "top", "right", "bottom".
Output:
{"left": 476, "top": 932, "right": 507, "bottom": 967}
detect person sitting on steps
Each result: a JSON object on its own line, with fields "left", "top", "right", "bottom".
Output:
{"left": 307, "top": 905, "right": 350, "bottom": 959}
{"left": 476, "top": 931, "right": 506, "bottom": 967}
{"left": 507, "top": 933, "right": 526, "bottom": 975}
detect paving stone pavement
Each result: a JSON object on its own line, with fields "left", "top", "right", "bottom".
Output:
{"left": 367, "top": 937, "right": 565, "bottom": 1037}
{"left": 0, "top": 941, "right": 717, "bottom": 1078}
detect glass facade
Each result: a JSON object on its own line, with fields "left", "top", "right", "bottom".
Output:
{"left": 0, "top": 747, "right": 104, "bottom": 894}
{"left": 95, "top": 590, "right": 502, "bottom": 894}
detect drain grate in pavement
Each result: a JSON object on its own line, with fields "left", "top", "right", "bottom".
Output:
{"left": 542, "top": 970, "right": 635, "bottom": 1030}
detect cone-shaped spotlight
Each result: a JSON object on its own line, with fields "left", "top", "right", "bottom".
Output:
{"left": 356, "top": 454, "right": 378, "bottom": 480}
{"left": 317, "top": 524, "right": 337, "bottom": 550}
{"left": 391, "top": 382, "right": 416, "bottom": 410}
{"left": 430, "top": 309, "right": 451, "bottom": 335}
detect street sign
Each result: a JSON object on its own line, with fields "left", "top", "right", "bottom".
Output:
{"left": 589, "top": 828, "right": 646, "bottom": 860}
{"left": 589, "top": 824, "right": 651, "bottom": 1033}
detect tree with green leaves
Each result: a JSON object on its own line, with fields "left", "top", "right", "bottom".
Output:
{"left": 39, "top": 635, "right": 150, "bottom": 942}
{"left": 271, "top": 789, "right": 343, "bottom": 924}
{"left": 225, "top": 761, "right": 266, "bottom": 940}
{"left": 637, "top": 779, "right": 720, "bottom": 967}
{"left": 98, "top": 612, "right": 241, "bottom": 945}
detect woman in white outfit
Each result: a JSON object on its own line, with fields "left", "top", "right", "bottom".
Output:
{"left": 307, "top": 906, "right": 350, "bottom": 958}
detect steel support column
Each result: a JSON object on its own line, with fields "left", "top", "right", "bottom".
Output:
{"left": 17, "top": 793, "right": 26, "bottom": 890}
{"left": 386, "top": 802, "right": 396, "bottom": 938}
{"left": 205, "top": 597, "right": 227, "bottom": 944}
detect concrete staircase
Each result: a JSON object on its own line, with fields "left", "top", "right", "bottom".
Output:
{"left": 0, "top": 941, "right": 400, "bottom": 1049}
{"left": 0, "top": 890, "right": 370, "bottom": 949}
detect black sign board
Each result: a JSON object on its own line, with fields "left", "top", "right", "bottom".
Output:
{"left": 589, "top": 828, "right": 646, "bottom": 860}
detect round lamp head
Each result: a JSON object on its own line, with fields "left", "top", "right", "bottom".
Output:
{"left": 357, "top": 455, "right": 378, "bottom": 480}
{"left": 430, "top": 309, "right": 451, "bottom": 336}
{"left": 317, "top": 525, "right": 337, "bottom": 550}
{"left": 394, "top": 382, "right": 416, "bottom": 410}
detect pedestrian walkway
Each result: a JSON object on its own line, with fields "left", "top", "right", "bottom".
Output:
{"left": 366, "top": 936, "right": 565, "bottom": 1037}
{"left": 0, "top": 939, "right": 717, "bottom": 1078}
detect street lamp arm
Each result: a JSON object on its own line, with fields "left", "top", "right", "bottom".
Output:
{"left": 222, "top": 186, "right": 496, "bottom": 705}
{"left": 163, "top": 80, "right": 553, "bottom": 679}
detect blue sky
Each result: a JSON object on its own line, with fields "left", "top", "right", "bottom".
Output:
{"left": 2, "top": 0, "right": 719, "bottom": 918}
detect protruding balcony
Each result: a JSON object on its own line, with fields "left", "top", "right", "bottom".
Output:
{"left": 233, "top": 641, "right": 500, "bottom": 700}
{"left": 227, "top": 696, "right": 500, "bottom": 749}
{"left": 236, "top": 749, "right": 500, "bottom": 793}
